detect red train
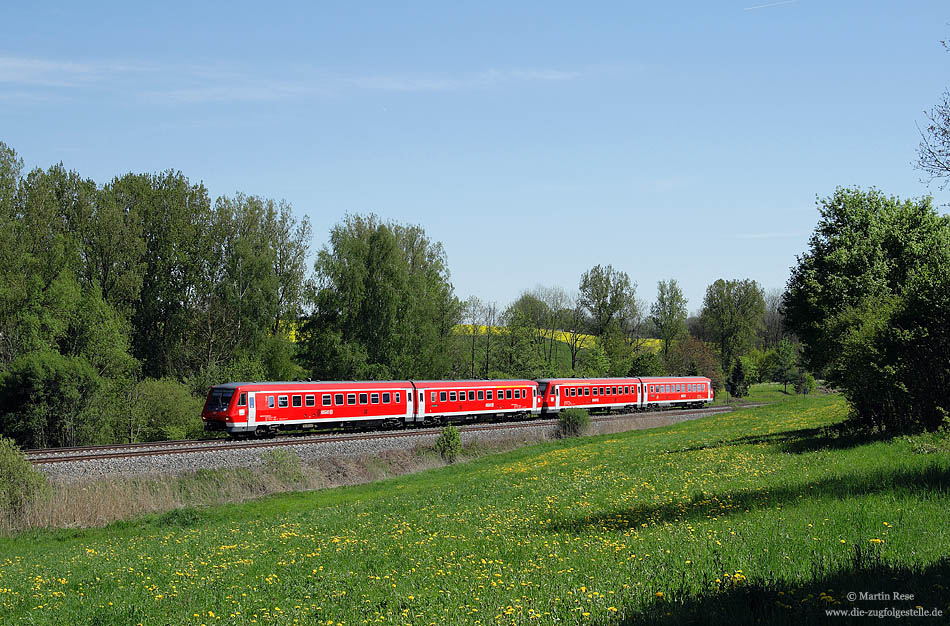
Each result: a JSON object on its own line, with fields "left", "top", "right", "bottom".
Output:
{"left": 202, "top": 376, "right": 713, "bottom": 435}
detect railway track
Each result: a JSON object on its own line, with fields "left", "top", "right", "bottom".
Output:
{"left": 25, "top": 405, "right": 743, "bottom": 465}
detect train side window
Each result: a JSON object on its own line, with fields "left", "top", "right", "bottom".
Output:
{"left": 306, "top": 394, "right": 315, "bottom": 407}
{"left": 477, "top": 390, "right": 484, "bottom": 400}
{"left": 468, "top": 390, "right": 475, "bottom": 401}
{"left": 238, "top": 393, "right": 247, "bottom": 406}
{"left": 450, "top": 391, "right": 456, "bottom": 401}
{"left": 592, "top": 387, "right": 598, "bottom": 396}
{"left": 584, "top": 387, "right": 590, "bottom": 396}
{"left": 278, "top": 395, "right": 288, "bottom": 408}
{"left": 250, "top": 396, "right": 255, "bottom": 408}
{"left": 569, "top": 388, "right": 575, "bottom": 397}
{"left": 359, "top": 393, "right": 368, "bottom": 404}
{"left": 612, "top": 387, "right": 617, "bottom": 395}
{"left": 487, "top": 390, "right": 493, "bottom": 400}
{"left": 624, "top": 386, "right": 629, "bottom": 394}
{"left": 268, "top": 396, "right": 275, "bottom": 408}
{"left": 506, "top": 389, "right": 512, "bottom": 399}
{"left": 395, "top": 392, "right": 401, "bottom": 403}
{"left": 347, "top": 393, "right": 356, "bottom": 405}
{"left": 371, "top": 393, "right": 380, "bottom": 404}
{"left": 335, "top": 393, "right": 344, "bottom": 405}
{"left": 513, "top": 389, "right": 519, "bottom": 399}
{"left": 677, "top": 384, "right": 682, "bottom": 392}
{"left": 293, "top": 395, "right": 302, "bottom": 407}
{"left": 431, "top": 392, "right": 437, "bottom": 402}
{"left": 322, "top": 394, "right": 331, "bottom": 406}
{"left": 440, "top": 391, "right": 447, "bottom": 402}
{"left": 383, "top": 392, "right": 391, "bottom": 403}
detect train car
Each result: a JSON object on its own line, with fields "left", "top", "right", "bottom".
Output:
{"left": 202, "top": 380, "right": 414, "bottom": 435}
{"left": 537, "top": 377, "right": 643, "bottom": 415}
{"left": 414, "top": 379, "right": 540, "bottom": 425}
{"left": 640, "top": 376, "right": 712, "bottom": 409}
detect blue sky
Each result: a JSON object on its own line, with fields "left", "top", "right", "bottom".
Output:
{"left": 2, "top": 1, "right": 948, "bottom": 313}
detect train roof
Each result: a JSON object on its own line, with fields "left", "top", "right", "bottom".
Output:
{"left": 212, "top": 380, "right": 415, "bottom": 390}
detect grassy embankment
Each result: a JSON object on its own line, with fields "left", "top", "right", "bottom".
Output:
{"left": 1, "top": 387, "right": 947, "bottom": 625}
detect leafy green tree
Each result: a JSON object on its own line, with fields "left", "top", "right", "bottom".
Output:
{"left": 492, "top": 304, "right": 546, "bottom": 378}
{"left": 578, "top": 343, "right": 610, "bottom": 377}
{"left": 0, "top": 351, "right": 100, "bottom": 448}
{"left": 771, "top": 338, "right": 797, "bottom": 392}
{"left": 700, "top": 279, "right": 765, "bottom": 373}
{"left": 651, "top": 279, "right": 688, "bottom": 359}
{"left": 794, "top": 371, "right": 817, "bottom": 395}
{"left": 129, "top": 171, "right": 212, "bottom": 379}
{"left": 579, "top": 264, "right": 637, "bottom": 337}
{"left": 627, "top": 350, "right": 665, "bottom": 377}
{"left": 302, "top": 215, "right": 460, "bottom": 380}
{"left": 784, "top": 187, "right": 950, "bottom": 431}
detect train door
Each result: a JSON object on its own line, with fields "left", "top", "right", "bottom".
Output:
{"left": 554, "top": 385, "right": 561, "bottom": 411}
{"left": 416, "top": 388, "right": 425, "bottom": 423}
{"left": 247, "top": 393, "right": 257, "bottom": 429}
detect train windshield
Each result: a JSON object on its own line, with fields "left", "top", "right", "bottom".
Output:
{"left": 205, "top": 388, "right": 234, "bottom": 412}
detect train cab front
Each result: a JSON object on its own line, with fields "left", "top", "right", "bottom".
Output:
{"left": 201, "top": 384, "right": 246, "bottom": 433}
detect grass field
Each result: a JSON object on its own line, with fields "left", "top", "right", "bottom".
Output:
{"left": 1, "top": 389, "right": 948, "bottom": 625}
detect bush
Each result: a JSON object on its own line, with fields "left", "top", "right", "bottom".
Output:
{"left": 795, "top": 371, "right": 817, "bottom": 395}
{"left": 558, "top": 408, "right": 591, "bottom": 438}
{"left": 435, "top": 425, "right": 462, "bottom": 463}
{"left": 0, "top": 435, "right": 49, "bottom": 520}
{"left": 262, "top": 449, "right": 304, "bottom": 484}
{"left": 130, "top": 378, "right": 205, "bottom": 442}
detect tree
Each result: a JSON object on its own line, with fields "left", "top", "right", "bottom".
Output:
{"left": 482, "top": 301, "right": 498, "bottom": 379}
{"left": 301, "top": 215, "right": 460, "bottom": 380}
{"left": 700, "top": 279, "right": 765, "bottom": 373}
{"left": 651, "top": 279, "right": 688, "bottom": 359}
{"left": 563, "top": 294, "right": 590, "bottom": 374}
{"left": 726, "top": 358, "right": 749, "bottom": 399}
{"left": 129, "top": 171, "right": 212, "bottom": 379}
{"left": 665, "top": 336, "right": 724, "bottom": 391}
{"left": 771, "top": 338, "right": 797, "bottom": 392}
{"left": 917, "top": 41, "right": 950, "bottom": 187}
{"left": 759, "top": 288, "right": 785, "bottom": 349}
{"left": 784, "top": 187, "right": 950, "bottom": 431}
{"left": 464, "top": 296, "right": 483, "bottom": 378}
{"left": 0, "top": 351, "right": 100, "bottom": 448}
{"left": 579, "top": 264, "right": 636, "bottom": 337}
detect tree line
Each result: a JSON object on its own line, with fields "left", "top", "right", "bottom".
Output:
{"left": 3, "top": 125, "right": 946, "bottom": 449}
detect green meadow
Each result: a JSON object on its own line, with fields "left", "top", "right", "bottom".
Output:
{"left": 1, "top": 389, "right": 948, "bottom": 625}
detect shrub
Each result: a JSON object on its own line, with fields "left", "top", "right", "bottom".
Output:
{"left": 130, "top": 378, "right": 205, "bottom": 442}
{"left": 435, "top": 425, "right": 462, "bottom": 463}
{"left": 0, "top": 435, "right": 49, "bottom": 520}
{"left": 795, "top": 371, "right": 817, "bottom": 395}
{"left": 558, "top": 408, "right": 591, "bottom": 438}
{"left": 262, "top": 449, "right": 304, "bottom": 484}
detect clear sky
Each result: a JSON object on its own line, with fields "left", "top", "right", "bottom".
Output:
{"left": 2, "top": 1, "right": 948, "bottom": 313}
